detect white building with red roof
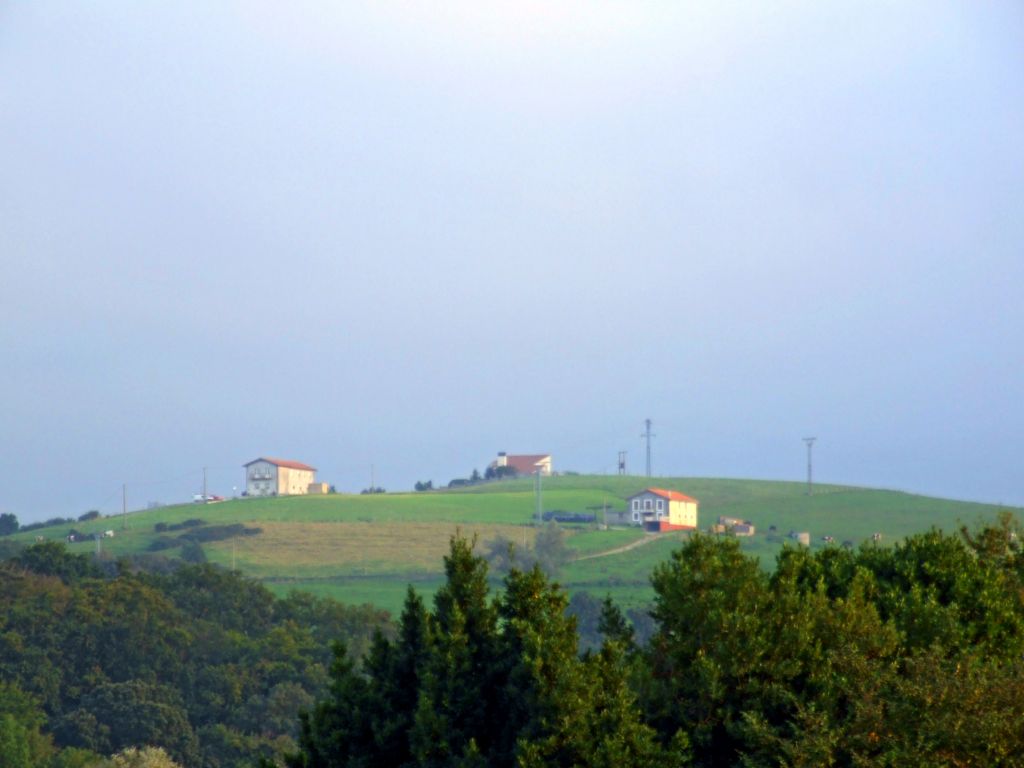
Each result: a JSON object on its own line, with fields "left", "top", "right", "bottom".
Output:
{"left": 244, "top": 457, "right": 317, "bottom": 497}
{"left": 490, "top": 452, "right": 553, "bottom": 476}
{"left": 626, "top": 488, "right": 699, "bottom": 532}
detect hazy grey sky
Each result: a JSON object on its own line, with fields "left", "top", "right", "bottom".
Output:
{"left": 2, "top": 2, "right": 1022, "bottom": 521}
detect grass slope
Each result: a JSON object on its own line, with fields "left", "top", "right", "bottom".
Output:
{"left": 11, "top": 476, "right": 1017, "bottom": 615}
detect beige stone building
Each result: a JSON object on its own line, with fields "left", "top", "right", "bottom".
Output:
{"left": 244, "top": 457, "right": 317, "bottom": 497}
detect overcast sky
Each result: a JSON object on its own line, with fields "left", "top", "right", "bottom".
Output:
{"left": 2, "top": 2, "right": 1023, "bottom": 522}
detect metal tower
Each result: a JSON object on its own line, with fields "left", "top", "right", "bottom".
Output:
{"left": 803, "top": 437, "right": 816, "bottom": 495}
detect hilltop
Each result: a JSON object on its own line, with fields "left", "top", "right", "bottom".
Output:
{"left": 8, "top": 475, "right": 1016, "bottom": 614}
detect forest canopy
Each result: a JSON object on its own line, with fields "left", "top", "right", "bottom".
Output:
{"left": 3, "top": 513, "right": 1024, "bottom": 767}
{"left": 0, "top": 545, "right": 389, "bottom": 767}
{"left": 288, "top": 515, "right": 1024, "bottom": 767}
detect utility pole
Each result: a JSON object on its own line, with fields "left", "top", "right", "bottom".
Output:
{"left": 641, "top": 419, "right": 655, "bottom": 478}
{"left": 535, "top": 467, "right": 543, "bottom": 525}
{"left": 803, "top": 437, "right": 816, "bottom": 496}
{"left": 617, "top": 451, "right": 627, "bottom": 476}
{"left": 202, "top": 466, "right": 208, "bottom": 499}
{"left": 121, "top": 483, "right": 127, "bottom": 529}
{"left": 370, "top": 464, "right": 375, "bottom": 492}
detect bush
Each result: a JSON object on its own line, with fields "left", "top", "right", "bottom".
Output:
{"left": 0, "top": 513, "right": 19, "bottom": 536}
{"left": 178, "top": 524, "right": 261, "bottom": 544}
{"left": 541, "top": 510, "right": 596, "bottom": 524}
{"left": 484, "top": 465, "right": 518, "bottom": 480}
{"left": 78, "top": 510, "right": 101, "bottom": 523}
{"left": 20, "top": 517, "right": 75, "bottom": 533}
{"left": 167, "top": 519, "right": 204, "bottom": 532}
{"left": 179, "top": 541, "right": 206, "bottom": 564}
{"left": 0, "top": 540, "right": 25, "bottom": 560}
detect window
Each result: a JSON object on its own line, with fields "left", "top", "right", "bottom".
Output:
{"left": 644, "top": 498, "right": 653, "bottom": 511}
{"left": 656, "top": 499, "right": 664, "bottom": 512}
{"left": 632, "top": 510, "right": 640, "bottom": 523}
{"left": 632, "top": 499, "right": 640, "bottom": 512}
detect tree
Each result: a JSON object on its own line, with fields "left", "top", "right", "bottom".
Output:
{"left": 101, "top": 746, "right": 183, "bottom": 768}
{"left": 12, "top": 541, "right": 102, "bottom": 583}
{"left": 482, "top": 534, "right": 520, "bottom": 576}
{"left": 0, "top": 682, "right": 56, "bottom": 766}
{"left": 0, "top": 715, "right": 32, "bottom": 768}
{"left": 178, "top": 540, "right": 206, "bottom": 564}
{"left": 287, "top": 643, "right": 374, "bottom": 768}
{"left": 645, "top": 534, "right": 768, "bottom": 764}
{"left": 532, "top": 523, "right": 571, "bottom": 578}
{"left": 56, "top": 680, "right": 199, "bottom": 766}
{"left": 484, "top": 466, "right": 517, "bottom": 481}
{"left": 499, "top": 565, "right": 684, "bottom": 768}
{"left": 597, "top": 596, "right": 635, "bottom": 650}
{"left": 363, "top": 587, "right": 432, "bottom": 767}
{"left": 641, "top": 519, "right": 1024, "bottom": 767}
{"left": 288, "top": 535, "right": 684, "bottom": 768}
{"left": 411, "top": 534, "right": 499, "bottom": 765}
{"left": 0, "top": 512, "right": 18, "bottom": 536}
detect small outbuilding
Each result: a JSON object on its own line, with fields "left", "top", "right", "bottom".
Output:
{"left": 718, "top": 516, "right": 755, "bottom": 536}
{"left": 626, "top": 488, "right": 699, "bottom": 532}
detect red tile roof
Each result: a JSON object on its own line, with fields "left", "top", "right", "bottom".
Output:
{"left": 244, "top": 457, "right": 317, "bottom": 472}
{"left": 639, "top": 487, "right": 699, "bottom": 503}
{"left": 502, "top": 454, "right": 551, "bottom": 475}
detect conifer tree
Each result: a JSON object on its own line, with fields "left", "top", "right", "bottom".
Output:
{"left": 412, "top": 535, "right": 499, "bottom": 765}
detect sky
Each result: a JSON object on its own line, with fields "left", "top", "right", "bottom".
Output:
{"left": 2, "top": 2, "right": 1023, "bottom": 522}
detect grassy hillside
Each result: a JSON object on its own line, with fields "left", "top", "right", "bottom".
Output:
{"left": 10, "top": 475, "right": 1017, "bottom": 615}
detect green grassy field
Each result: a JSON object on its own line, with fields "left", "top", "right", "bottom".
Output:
{"left": 12, "top": 475, "right": 1017, "bottom": 616}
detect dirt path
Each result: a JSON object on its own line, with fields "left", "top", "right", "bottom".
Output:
{"left": 573, "top": 532, "right": 666, "bottom": 562}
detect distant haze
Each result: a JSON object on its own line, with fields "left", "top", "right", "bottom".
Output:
{"left": 2, "top": 3, "right": 1022, "bottom": 522}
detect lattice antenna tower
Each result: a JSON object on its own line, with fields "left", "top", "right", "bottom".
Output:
{"left": 803, "top": 437, "right": 816, "bottom": 496}
{"left": 642, "top": 419, "right": 656, "bottom": 477}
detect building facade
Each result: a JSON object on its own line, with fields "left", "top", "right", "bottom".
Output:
{"left": 244, "top": 457, "right": 317, "bottom": 497}
{"left": 626, "top": 488, "right": 699, "bottom": 532}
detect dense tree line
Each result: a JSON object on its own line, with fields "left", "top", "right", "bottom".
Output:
{"left": 284, "top": 536, "right": 680, "bottom": 768}
{"left": 4, "top": 513, "right": 1023, "bottom": 766}
{"left": 286, "top": 514, "right": 1024, "bottom": 767}
{"left": 0, "top": 543, "right": 390, "bottom": 767}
